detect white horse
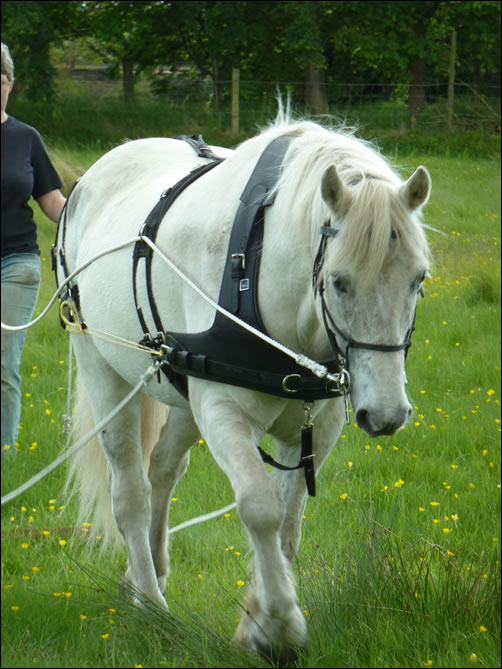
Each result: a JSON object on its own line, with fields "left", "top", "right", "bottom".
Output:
{"left": 57, "top": 115, "right": 431, "bottom": 661}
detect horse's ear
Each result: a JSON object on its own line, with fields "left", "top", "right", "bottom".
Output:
{"left": 401, "top": 166, "right": 431, "bottom": 211}
{"left": 321, "top": 165, "right": 353, "bottom": 219}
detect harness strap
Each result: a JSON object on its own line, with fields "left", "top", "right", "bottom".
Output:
{"left": 257, "top": 423, "right": 315, "bottom": 497}
{"left": 132, "top": 158, "right": 224, "bottom": 334}
{"left": 52, "top": 178, "right": 85, "bottom": 329}
{"left": 172, "top": 134, "right": 222, "bottom": 161}
{"left": 216, "top": 133, "right": 294, "bottom": 318}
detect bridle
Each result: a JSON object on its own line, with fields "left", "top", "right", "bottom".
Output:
{"left": 313, "top": 223, "right": 419, "bottom": 372}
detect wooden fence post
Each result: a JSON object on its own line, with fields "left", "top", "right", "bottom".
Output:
{"left": 232, "top": 67, "right": 239, "bottom": 136}
{"left": 448, "top": 30, "right": 456, "bottom": 133}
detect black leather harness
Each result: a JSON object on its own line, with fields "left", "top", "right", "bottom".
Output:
{"left": 132, "top": 135, "right": 344, "bottom": 406}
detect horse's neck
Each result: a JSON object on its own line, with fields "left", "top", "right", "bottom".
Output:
{"left": 257, "top": 208, "right": 330, "bottom": 360}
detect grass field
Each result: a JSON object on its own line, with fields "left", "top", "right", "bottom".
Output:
{"left": 1, "top": 141, "right": 500, "bottom": 668}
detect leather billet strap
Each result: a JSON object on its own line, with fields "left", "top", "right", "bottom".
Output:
{"left": 258, "top": 422, "right": 316, "bottom": 497}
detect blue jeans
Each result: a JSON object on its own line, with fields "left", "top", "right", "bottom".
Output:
{"left": 1, "top": 253, "right": 41, "bottom": 454}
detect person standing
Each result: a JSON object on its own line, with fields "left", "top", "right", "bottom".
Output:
{"left": 1, "top": 42, "right": 66, "bottom": 454}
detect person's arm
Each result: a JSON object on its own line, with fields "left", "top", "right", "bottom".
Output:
{"left": 37, "top": 189, "right": 66, "bottom": 223}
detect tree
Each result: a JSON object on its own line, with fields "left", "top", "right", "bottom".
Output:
{"left": 2, "top": 0, "right": 499, "bottom": 116}
{"left": 1, "top": 0, "right": 78, "bottom": 113}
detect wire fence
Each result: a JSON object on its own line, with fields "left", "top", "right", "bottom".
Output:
{"left": 64, "top": 69, "right": 501, "bottom": 134}
{"left": 15, "top": 70, "right": 501, "bottom": 150}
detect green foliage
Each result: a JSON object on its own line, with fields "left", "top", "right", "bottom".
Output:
{"left": 1, "top": 0, "right": 500, "bottom": 110}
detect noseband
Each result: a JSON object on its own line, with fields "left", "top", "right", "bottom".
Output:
{"left": 313, "top": 224, "right": 417, "bottom": 370}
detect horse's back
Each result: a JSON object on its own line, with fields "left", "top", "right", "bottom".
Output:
{"left": 63, "top": 137, "right": 233, "bottom": 277}
{"left": 68, "top": 138, "right": 232, "bottom": 240}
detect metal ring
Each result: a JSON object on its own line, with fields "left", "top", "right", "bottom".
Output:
{"left": 339, "top": 369, "right": 351, "bottom": 392}
{"left": 282, "top": 374, "right": 301, "bottom": 393}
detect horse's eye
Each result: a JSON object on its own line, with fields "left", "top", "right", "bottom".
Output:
{"left": 333, "top": 276, "right": 347, "bottom": 293}
{"left": 417, "top": 271, "right": 427, "bottom": 297}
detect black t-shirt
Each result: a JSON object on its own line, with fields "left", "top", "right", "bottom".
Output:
{"left": 1, "top": 116, "right": 63, "bottom": 257}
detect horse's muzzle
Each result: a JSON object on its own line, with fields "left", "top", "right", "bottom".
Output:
{"left": 355, "top": 405, "right": 412, "bottom": 437}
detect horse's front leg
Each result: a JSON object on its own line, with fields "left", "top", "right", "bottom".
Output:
{"left": 273, "top": 398, "right": 346, "bottom": 561}
{"left": 234, "top": 398, "right": 346, "bottom": 658}
{"left": 190, "top": 385, "right": 307, "bottom": 663}
{"left": 148, "top": 407, "right": 198, "bottom": 593}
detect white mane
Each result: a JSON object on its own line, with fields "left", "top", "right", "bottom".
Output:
{"left": 255, "top": 118, "right": 430, "bottom": 284}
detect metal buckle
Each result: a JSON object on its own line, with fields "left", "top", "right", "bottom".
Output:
{"left": 325, "top": 378, "right": 341, "bottom": 393}
{"left": 231, "top": 253, "right": 245, "bottom": 271}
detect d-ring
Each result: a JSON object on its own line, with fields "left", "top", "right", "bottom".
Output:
{"left": 282, "top": 374, "right": 301, "bottom": 393}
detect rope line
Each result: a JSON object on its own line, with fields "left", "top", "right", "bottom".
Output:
{"left": 168, "top": 502, "right": 237, "bottom": 535}
{"left": 1, "top": 363, "right": 158, "bottom": 506}
{"left": 1, "top": 234, "right": 345, "bottom": 386}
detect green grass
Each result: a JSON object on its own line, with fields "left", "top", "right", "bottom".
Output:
{"left": 1, "top": 149, "right": 500, "bottom": 668}
{"left": 16, "top": 83, "right": 501, "bottom": 160}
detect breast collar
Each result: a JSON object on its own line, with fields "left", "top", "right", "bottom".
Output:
{"left": 133, "top": 134, "right": 343, "bottom": 402}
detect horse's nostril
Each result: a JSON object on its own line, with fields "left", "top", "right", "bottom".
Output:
{"left": 355, "top": 409, "right": 370, "bottom": 431}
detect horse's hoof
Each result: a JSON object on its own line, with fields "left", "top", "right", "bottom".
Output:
{"left": 254, "top": 638, "right": 305, "bottom": 667}
{"left": 119, "top": 575, "right": 168, "bottom": 610}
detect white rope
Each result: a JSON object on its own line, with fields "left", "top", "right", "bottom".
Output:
{"left": 1, "top": 363, "right": 158, "bottom": 506}
{"left": 168, "top": 502, "right": 237, "bottom": 534}
{"left": 0, "top": 237, "right": 143, "bottom": 332}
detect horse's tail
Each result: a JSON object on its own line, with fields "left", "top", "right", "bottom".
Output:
{"left": 64, "top": 375, "right": 166, "bottom": 552}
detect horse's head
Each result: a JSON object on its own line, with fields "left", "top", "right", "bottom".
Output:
{"left": 318, "top": 164, "right": 431, "bottom": 437}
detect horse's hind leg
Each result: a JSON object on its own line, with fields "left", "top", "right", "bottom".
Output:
{"left": 74, "top": 340, "right": 166, "bottom": 607}
{"left": 148, "top": 407, "right": 199, "bottom": 592}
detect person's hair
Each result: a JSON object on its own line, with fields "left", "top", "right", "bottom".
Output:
{"left": 1, "top": 43, "right": 15, "bottom": 81}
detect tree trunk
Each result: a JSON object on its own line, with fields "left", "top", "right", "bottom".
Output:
{"left": 122, "top": 58, "right": 135, "bottom": 102}
{"left": 447, "top": 30, "right": 456, "bottom": 132}
{"left": 304, "top": 61, "right": 328, "bottom": 114}
{"left": 212, "top": 55, "right": 220, "bottom": 112}
{"left": 408, "top": 19, "right": 426, "bottom": 114}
